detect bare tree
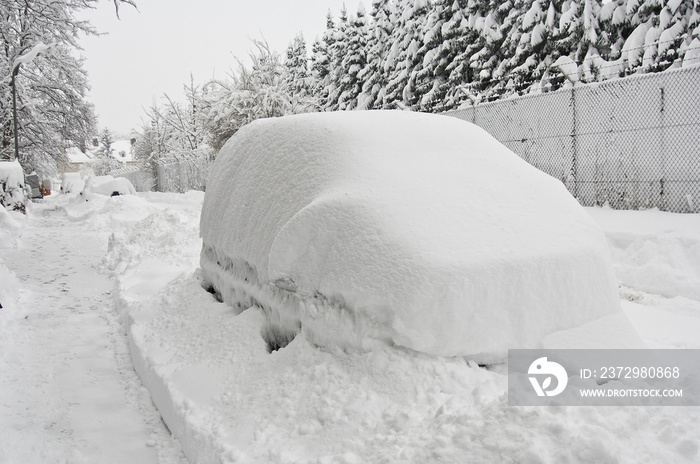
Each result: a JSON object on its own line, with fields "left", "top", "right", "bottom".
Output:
{"left": 0, "top": 0, "right": 136, "bottom": 175}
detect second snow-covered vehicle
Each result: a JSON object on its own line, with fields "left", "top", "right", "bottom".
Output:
{"left": 200, "top": 111, "right": 639, "bottom": 361}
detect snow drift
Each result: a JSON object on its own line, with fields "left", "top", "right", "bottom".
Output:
{"left": 200, "top": 110, "right": 632, "bottom": 359}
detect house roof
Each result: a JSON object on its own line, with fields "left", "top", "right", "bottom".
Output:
{"left": 64, "top": 146, "right": 95, "bottom": 164}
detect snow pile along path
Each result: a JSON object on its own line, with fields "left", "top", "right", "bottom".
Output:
{"left": 587, "top": 207, "right": 700, "bottom": 349}
{"left": 0, "top": 196, "right": 186, "bottom": 464}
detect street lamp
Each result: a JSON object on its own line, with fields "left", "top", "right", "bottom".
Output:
{"left": 11, "top": 65, "right": 20, "bottom": 161}
{"left": 9, "top": 43, "right": 53, "bottom": 161}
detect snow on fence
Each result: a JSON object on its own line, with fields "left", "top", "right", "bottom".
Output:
{"left": 155, "top": 158, "right": 211, "bottom": 193}
{"left": 446, "top": 65, "right": 700, "bottom": 213}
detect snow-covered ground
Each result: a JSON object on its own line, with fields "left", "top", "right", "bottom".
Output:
{"left": 1, "top": 191, "right": 699, "bottom": 463}
{"left": 0, "top": 194, "right": 188, "bottom": 464}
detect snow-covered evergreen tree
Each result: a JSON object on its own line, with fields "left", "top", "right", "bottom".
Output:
{"left": 408, "top": 0, "right": 447, "bottom": 110}
{"left": 285, "top": 33, "right": 312, "bottom": 102}
{"left": 326, "top": 7, "right": 351, "bottom": 110}
{"left": 357, "top": 0, "right": 394, "bottom": 109}
{"left": 337, "top": 5, "right": 370, "bottom": 110}
{"left": 310, "top": 12, "right": 336, "bottom": 109}
{"left": 97, "top": 128, "right": 115, "bottom": 158}
{"left": 93, "top": 128, "right": 122, "bottom": 175}
{"left": 384, "top": 0, "right": 428, "bottom": 108}
{"left": 418, "top": 0, "right": 467, "bottom": 110}
{"left": 445, "top": 0, "right": 485, "bottom": 107}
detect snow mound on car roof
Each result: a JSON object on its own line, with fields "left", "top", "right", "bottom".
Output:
{"left": 200, "top": 110, "right": 637, "bottom": 359}
{"left": 82, "top": 175, "right": 136, "bottom": 198}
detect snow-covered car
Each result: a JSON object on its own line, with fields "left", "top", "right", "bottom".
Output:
{"left": 0, "top": 160, "right": 28, "bottom": 213}
{"left": 80, "top": 175, "right": 136, "bottom": 200}
{"left": 200, "top": 111, "right": 637, "bottom": 361}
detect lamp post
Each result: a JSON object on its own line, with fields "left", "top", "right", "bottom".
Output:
{"left": 11, "top": 65, "right": 20, "bottom": 161}
{"left": 9, "top": 43, "right": 52, "bottom": 162}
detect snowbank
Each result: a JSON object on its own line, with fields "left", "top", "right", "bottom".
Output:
{"left": 200, "top": 111, "right": 633, "bottom": 359}
{"left": 0, "top": 160, "right": 27, "bottom": 212}
{"left": 586, "top": 207, "right": 700, "bottom": 301}
{"left": 0, "top": 204, "right": 23, "bottom": 248}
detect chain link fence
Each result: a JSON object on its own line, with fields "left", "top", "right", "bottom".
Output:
{"left": 446, "top": 65, "right": 700, "bottom": 213}
{"left": 155, "top": 158, "right": 211, "bottom": 193}
{"left": 111, "top": 165, "right": 155, "bottom": 192}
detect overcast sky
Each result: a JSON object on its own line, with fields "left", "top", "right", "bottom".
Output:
{"left": 80, "top": 0, "right": 361, "bottom": 137}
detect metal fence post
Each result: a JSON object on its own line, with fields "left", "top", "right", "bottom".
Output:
{"left": 571, "top": 86, "right": 578, "bottom": 200}
{"left": 659, "top": 85, "right": 666, "bottom": 211}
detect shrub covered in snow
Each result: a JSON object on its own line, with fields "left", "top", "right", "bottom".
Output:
{"left": 80, "top": 175, "right": 136, "bottom": 201}
{"left": 200, "top": 111, "right": 628, "bottom": 359}
{"left": 0, "top": 161, "right": 27, "bottom": 214}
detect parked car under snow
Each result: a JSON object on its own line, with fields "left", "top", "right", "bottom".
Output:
{"left": 80, "top": 175, "right": 135, "bottom": 200}
{"left": 200, "top": 111, "right": 639, "bottom": 360}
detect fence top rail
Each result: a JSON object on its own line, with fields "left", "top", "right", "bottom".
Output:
{"left": 111, "top": 165, "right": 142, "bottom": 175}
{"left": 444, "top": 64, "right": 700, "bottom": 113}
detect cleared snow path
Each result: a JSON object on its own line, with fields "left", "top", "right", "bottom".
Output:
{"left": 0, "top": 201, "right": 186, "bottom": 464}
